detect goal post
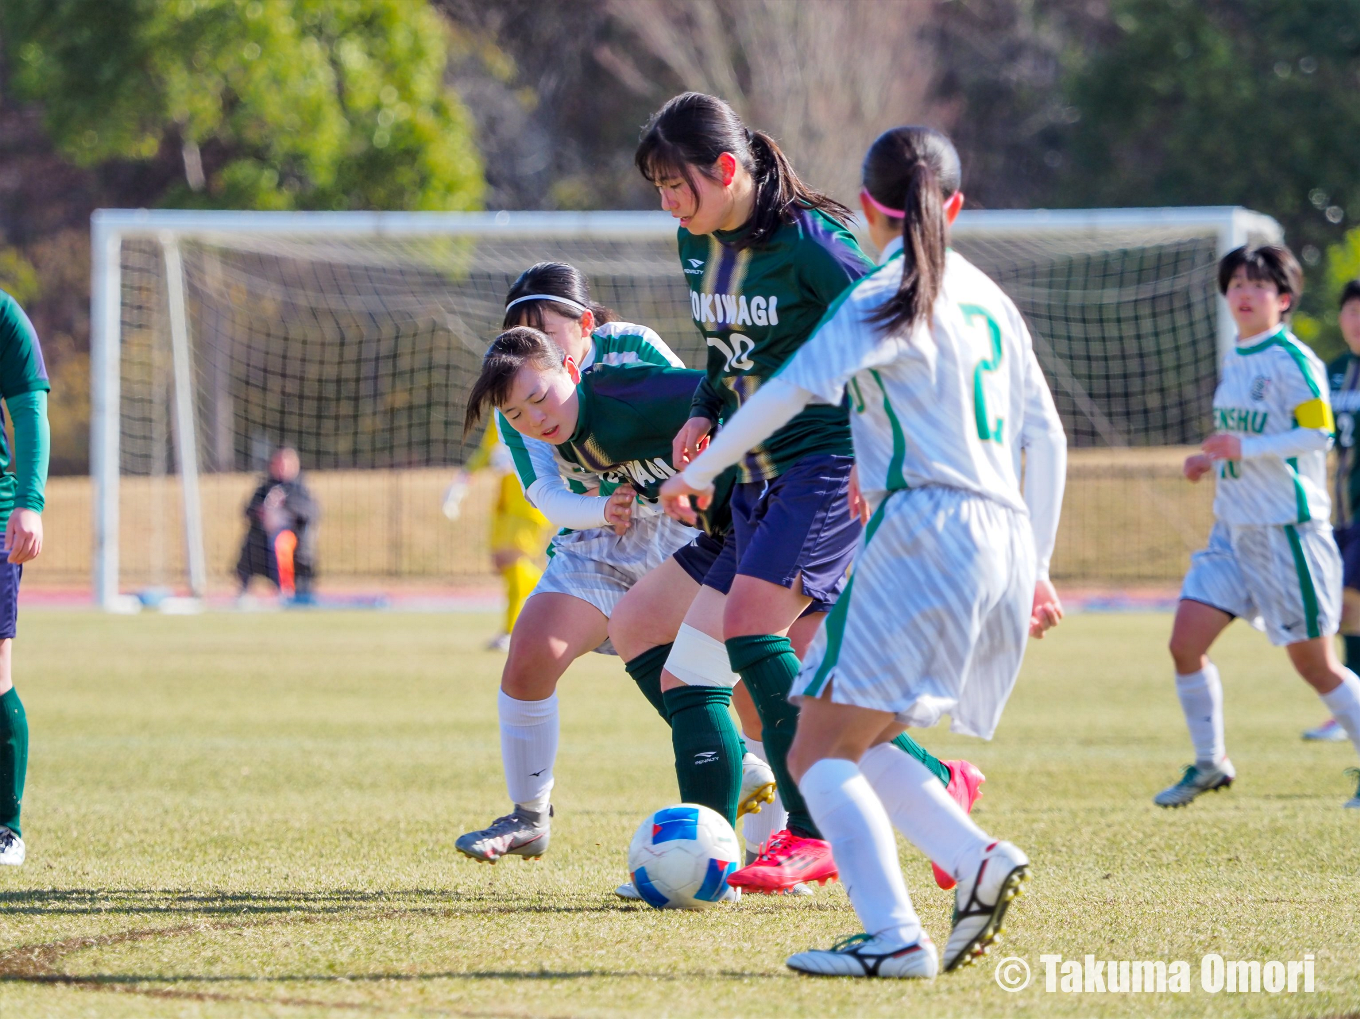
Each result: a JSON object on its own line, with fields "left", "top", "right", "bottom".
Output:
{"left": 88, "top": 206, "right": 1283, "bottom": 608}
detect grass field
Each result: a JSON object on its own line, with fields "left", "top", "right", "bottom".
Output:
{"left": 1, "top": 609, "right": 1358, "bottom": 1018}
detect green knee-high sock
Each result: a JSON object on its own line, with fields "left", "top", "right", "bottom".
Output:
{"left": 1345, "top": 635, "right": 1360, "bottom": 672}
{"left": 624, "top": 644, "right": 673, "bottom": 723}
{"left": 891, "top": 731, "right": 952, "bottom": 787}
{"left": 663, "top": 685, "right": 743, "bottom": 828}
{"left": 726, "top": 634, "right": 820, "bottom": 839}
{"left": 0, "top": 688, "right": 27, "bottom": 837}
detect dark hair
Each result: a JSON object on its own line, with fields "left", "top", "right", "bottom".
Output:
{"left": 464, "top": 327, "right": 568, "bottom": 434}
{"left": 861, "top": 126, "right": 963, "bottom": 337}
{"left": 502, "top": 261, "right": 614, "bottom": 331}
{"left": 1340, "top": 279, "right": 1360, "bottom": 309}
{"left": 1217, "top": 244, "right": 1303, "bottom": 316}
{"left": 635, "top": 92, "right": 852, "bottom": 249}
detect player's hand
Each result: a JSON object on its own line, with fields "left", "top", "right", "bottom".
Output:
{"left": 1029, "top": 577, "right": 1063, "bottom": 639}
{"left": 847, "top": 464, "right": 870, "bottom": 525}
{"left": 1182, "top": 453, "right": 1214, "bottom": 482}
{"left": 659, "top": 474, "right": 714, "bottom": 526}
{"left": 604, "top": 484, "right": 637, "bottom": 536}
{"left": 1200, "top": 433, "right": 1241, "bottom": 461}
{"left": 672, "top": 416, "right": 713, "bottom": 469}
{"left": 5, "top": 508, "right": 42, "bottom": 565}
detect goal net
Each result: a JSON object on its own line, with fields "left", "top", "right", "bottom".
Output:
{"left": 85, "top": 207, "right": 1281, "bottom": 606}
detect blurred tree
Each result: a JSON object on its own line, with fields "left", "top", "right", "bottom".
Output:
{"left": 1295, "top": 226, "right": 1360, "bottom": 361}
{"left": 1059, "top": 0, "right": 1360, "bottom": 288}
{"left": 4, "top": 0, "right": 483, "bottom": 211}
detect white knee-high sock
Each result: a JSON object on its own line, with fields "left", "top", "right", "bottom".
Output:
{"left": 1320, "top": 668, "right": 1360, "bottom": 757}
{"left": 860, "top": 743, "right": 991, "bottom": 882}
{"left": 798, "top": 758, "right": 921, "bottom": 946}
{"left": 499, "top": 690, "right": 558, "bottom": 815}
{"left": 1175, "top": 661, "right": 1226, "bottom": 766}
{"left": 741, "top": 739, "right": 787, "bottom": 855}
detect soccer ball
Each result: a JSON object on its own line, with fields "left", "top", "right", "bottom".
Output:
{"left": 627, "top": 804, "right": 741, "bottom": 909}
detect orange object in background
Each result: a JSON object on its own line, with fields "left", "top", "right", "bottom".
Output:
{"left": 274, "top": 529, "right": 298, "bottom": 596}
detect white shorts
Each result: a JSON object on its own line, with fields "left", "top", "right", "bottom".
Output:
{"left": 1180, "top": 519, "right": 1341, "bottom": 646}
{"left": 532, "top": 509, "right": 698, "bottom": 654}
{"left": 793, "top": 486, "right": 1035, "bottom": 740}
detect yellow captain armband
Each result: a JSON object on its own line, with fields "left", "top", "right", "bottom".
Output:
{"left": 1294, "top": 397, "right": 1335, "bottom": 432}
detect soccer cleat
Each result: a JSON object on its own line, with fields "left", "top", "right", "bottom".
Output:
{"left": 787, "top": 932, "right": 938, "bottom": 979}
{"left": 944, "top": 840, "right": 1029, "bottom": 972}
{"left": 1303, "top": 718, "right": 1349, "bottom": 742}
{"left": 455, "top": 807, "right": 551, "bottom": 863}
{"left": 738, "top": 752, "right": 777, "bottom": 818}
{"left": 1153, "top": 760, "right": 1236, "bottom": 808}
{"left": 933, "top": 760, "right": 986, "bottom": 890}
{"left": 486, "top": 633, "right": 512, "bottom": 653}
{"left": 727, "top": 829, "right": 837, "bottom": 893}
{"left": 0, "top": 826, "right": 24, "bottom": 866}
{"left": 1345, "top": 768, "right": 1360, "bottom": 809}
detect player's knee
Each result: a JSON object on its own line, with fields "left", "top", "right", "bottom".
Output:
{"left": 500, "top": 646, "right": 558, "bottom": 700}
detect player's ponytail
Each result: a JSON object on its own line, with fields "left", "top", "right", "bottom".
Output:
{"left": 862, "top": 126, "right": 962, "bottom": 338}
{"left": 503, "top": 261, "right": 615, "bottom": 331}
{"left": 464, "top": 327, "right": 569, "bottom": 435}
{"left": 635, "top": 92, "right": 851, "bottom": 249}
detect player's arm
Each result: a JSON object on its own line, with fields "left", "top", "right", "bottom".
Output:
{"left": 490, "top": 411, "right": 610, "bottom": 529}
{"left": 662, "top": 304, "right": 877, "bottom": 523}
{"left": 1202, "top": 355, "right": 1333, "bottom": 462}
{"left": 1019, "top": 338, "right": 1067, "bottom": 638}
{"left": 5, "top": 390, "right": 48, "bottom": 564}
{"left": 629, "top": 325, "right": 685, "bottom": 368}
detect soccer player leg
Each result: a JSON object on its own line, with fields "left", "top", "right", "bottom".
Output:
{"left": 784, "top": 695, "right": 935, "bottom": 978}
{"left": 611, "top": 541, "right": 715, "bottom": 722}
{"left": 456, "top": 580, "right": 609, "bottom": 863}
{"left": 1157, "top": 524, "right": 1245, "bottom": 807}
{"left": 0, "top": 563, "right": 26, "bottom": 865}
{"left": 661, "top": 588, "right": 744, "bottom": 828}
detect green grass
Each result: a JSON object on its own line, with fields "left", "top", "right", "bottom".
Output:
{"left": 2, "top": 610, "right": 1358, "bottom": 1018}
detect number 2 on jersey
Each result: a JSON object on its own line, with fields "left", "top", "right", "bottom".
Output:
{"left": 961, "top": 304, "right": 1003, "bottom": 443}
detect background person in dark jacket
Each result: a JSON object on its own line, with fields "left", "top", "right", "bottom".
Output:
{"left": 235, "top": 447, "right": 318, "bottom": 601}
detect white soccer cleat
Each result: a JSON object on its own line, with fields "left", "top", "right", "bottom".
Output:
{"left": 787, "top": 932, "right": 938, "bottom": 979}
{"left": 1154, "top": 760, "right": 1236, "bottom": 807}
{"left": 944, "top": 841, "right": 1029, "bottom": 972}
{"left": 485, "top": 633, "right": 512, "bottom": 653}
{"left": 1303, "top": 718, "right": 1349, "bottom": 742}
{"left": 455, "top": 807, "right": 551, "bottom": 863}
{"left": 738, "top": 752, "right": 776, "bottom": 818}
{"left": 1345, "top": 768, "right": 1360, "bottom": 809}
{"left": 0, "top": 826, "right": 25, "bottom": 866}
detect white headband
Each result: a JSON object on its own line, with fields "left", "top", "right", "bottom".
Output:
{"left": 505, "top": 293, "right": 588, "bottom": 316}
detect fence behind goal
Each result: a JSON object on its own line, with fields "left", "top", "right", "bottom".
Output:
{"left": 84, "top": 207, "right": 1281, "bottom": 605}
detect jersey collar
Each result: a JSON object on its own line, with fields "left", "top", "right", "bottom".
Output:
{"left": 580, "top": 332, "right": 599, "bottom": 371}
{"left": 1235, "top": 324, "right": 1288, "bottom": 355}
{"left": 878, "top": 235, "right": 905, "bottom": 264}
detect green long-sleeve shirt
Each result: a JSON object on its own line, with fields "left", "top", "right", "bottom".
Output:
{"left": 678, "top": 207, "right": 874, "bottom": 482}
{"left": 0, "top": 291, "right": 51, "bottom": 516}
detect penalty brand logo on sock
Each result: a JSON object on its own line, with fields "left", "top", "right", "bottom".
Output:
{"left": 994, "top": 954, "right": 1317, "bottom": 994}
{"left": 693, "top": 751, "right": 719, "bottom": 765}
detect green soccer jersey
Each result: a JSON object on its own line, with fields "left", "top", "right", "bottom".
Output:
{"left": 0, "top": 291, "right": 51, "bottom": 518}
{"left": 1329, "top": 351, "right": 1360, "bottom": 526}
{"left": 557, "top": 362, "right": 733, "bottom": 536}
{"left": 678, "top": 207, "right": 874, "bottom": 482}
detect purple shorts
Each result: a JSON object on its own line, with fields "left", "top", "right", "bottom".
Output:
{"left": 1336, "top": 523, "right": 1360, "bottom": 591}
{"left": 694, "top": 454, "right": 859, "bottom": 615}
{"left": 0, "top": 562, "right": 20, "bottom": 640}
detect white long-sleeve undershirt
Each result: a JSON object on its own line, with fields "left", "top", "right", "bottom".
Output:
{"left": 1238, "top": 427, "right": 1331, "bottom": 461}
{"left": 1019, "top": 404, "right": 1066, "bottom": 582}
{"left": 525, "top": 477, "right": 609, "bottom": 530}
{"left": 681, "top": 379, "right": 809, "bottom": 490}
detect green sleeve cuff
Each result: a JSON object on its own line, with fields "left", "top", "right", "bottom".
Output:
{"left": 9, "top": 390, "right": 49, "bottom": 513}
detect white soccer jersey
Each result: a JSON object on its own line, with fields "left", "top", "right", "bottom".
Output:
{"left": 1210, "top": 327, "right": 1333, "bottom": 527}
{"left": 776, "top": 246, "right": 1065, "bottom": 517}
{"left": 497, "top": 321, "right": 683, "bottom": 521}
